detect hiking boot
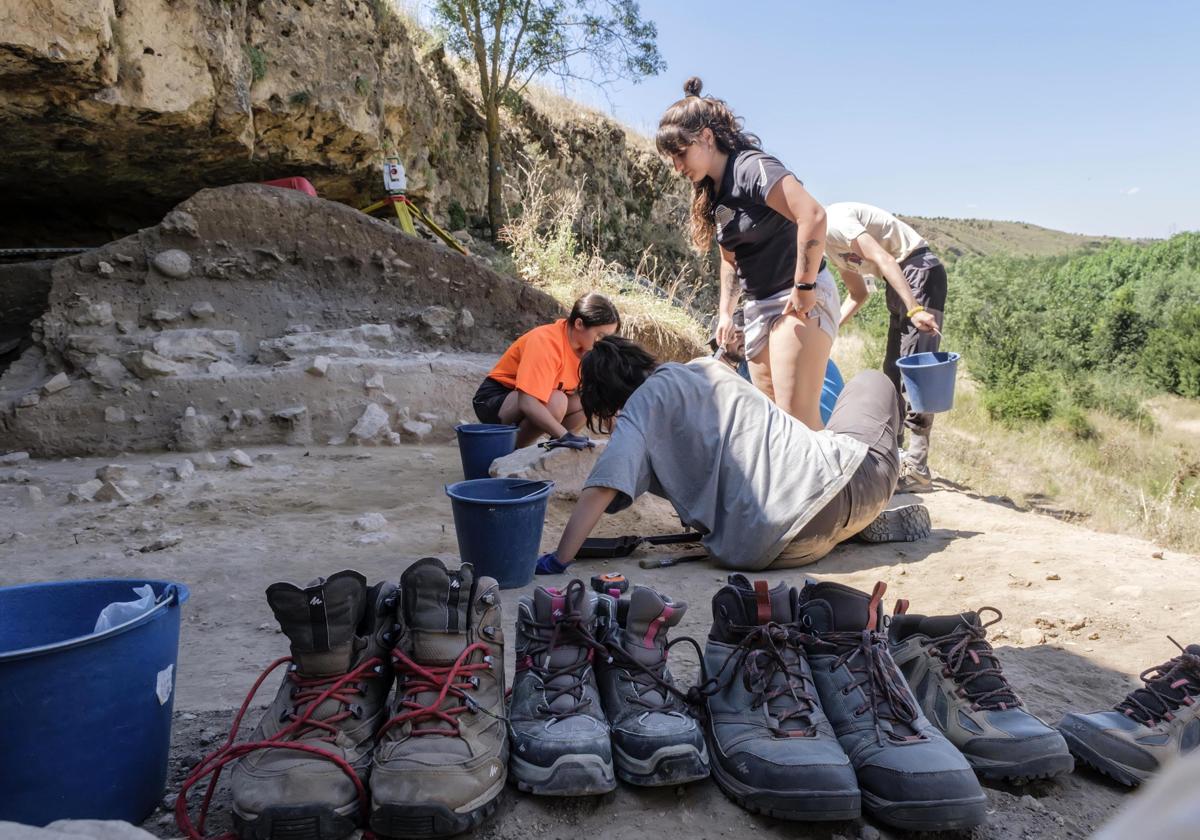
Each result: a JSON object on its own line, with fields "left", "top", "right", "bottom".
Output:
{"left": 508, "top": 579, "right": 615, "bottom": 795}
{"left": 700, "top": 575, "right": 860, "bottom": 821}
{"left": 896, "top": 459, "right": 933, "bottom": 494}
{"left": 594, "top": 585, "right": 709, "bottom": 786}
{"left": 1058, "top": 639, "right": 1200, "bottom": 786}
{"left": 369, "top": 559, "right": 507, "bottom": 838}
{"left": 798, "top": 581, "right": 986, "bottom": 831}
{"left": 889, "top": 604, "right": 1073, "bottom": 781}
{"left": 232, "top": 570, "right": 395, "bottom": 840}
{"left": 854, "top": 503, "right": 931, "bottom": 544}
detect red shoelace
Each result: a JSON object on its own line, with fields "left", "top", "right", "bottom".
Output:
{"left": 378, "top": 642, "right": 493, "bottom": 737}
{"left": 174, "top": 655, "right": 382, "bottom": 840}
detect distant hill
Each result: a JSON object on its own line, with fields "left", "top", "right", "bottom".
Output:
{"left": 900, "top": 216, "right": 1134, "bottom": 261}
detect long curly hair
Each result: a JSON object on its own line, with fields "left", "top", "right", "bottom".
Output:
{"left": 656, "top": 77, "right": 761, "bottom": 251}
{"left": 579, "top": 336, "right": 659, "bottom": 434}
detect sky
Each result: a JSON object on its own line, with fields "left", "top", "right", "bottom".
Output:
{"left": 420, "top": 0, "right": 1200, "bottom": 239}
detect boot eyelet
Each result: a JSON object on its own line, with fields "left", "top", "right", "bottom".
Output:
{"left": 349, "top": 703, "right": 364, "bottom": 720}
{"left": 535, "top": 704, "right": 548, "bottom": 714}
{"left": 470, "top": 677, "right": 481, "bottom": 688}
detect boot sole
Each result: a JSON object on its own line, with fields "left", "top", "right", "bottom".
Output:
{"left": 370, "top": 798, "right": 499, "bottom": 839}
{"left": 613, "top": 742, "right": 710, "bottom": 787}
{"left": 861, "top": 789, "right": 988, "bottom": 831}
{"left": 968, "top": 750, "right": 1075, "bottom": 783}
{"left": 233, "top": 803, "right": 359, "bottom": 840}
{"left": 854, "top": 503, "right": 931, "bottom": 543}
{"left": 510, "top": 752, "right": 617, "bottom": 796}
{"left": 1059, "top": 728, "right": 1147, "bottom": 787}
{"left": 707, "top": 746, "right": 860, "bottom": 821}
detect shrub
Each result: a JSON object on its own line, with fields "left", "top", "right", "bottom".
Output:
{"left": 983, "top": 373, "right": 1057, "bottom": 423}
{"left": 1056, "top": 406, "right": 1098, "bottom": 441}
{"left": 447, "top": 200, "right": 468, "bottom": 232}
{"left": 246, "top": 46, "right": 267, "bottom": 83}
{"left": 288, "top": 90, "right": 311, "bottom": 106}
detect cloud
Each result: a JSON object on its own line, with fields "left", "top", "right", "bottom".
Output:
{"left": 1122, "top": 186, "right": 1141, "bottom": 195}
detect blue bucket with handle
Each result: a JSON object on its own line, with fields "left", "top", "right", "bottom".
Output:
{"left": 445, "top": 478, "right": 554, "bottom": 588}
{"left": 897, "top": 351, "right": 961, "bottom": 413}
{"left": 820, "top": 359, "right": 845, "bottom": 425}
{"left": 0, "top": 578, "right": 190, "bottom": 826}
{"left": 454, "top": 423, "right": 519, "bottom": 480}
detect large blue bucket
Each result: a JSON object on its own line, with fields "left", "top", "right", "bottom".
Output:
{"left": 445, "top": 478, "right": 554, "bottom": 588}
{"left": 455, "top": 423, "right": 519, "bottom": 480}
{"left": 897, "top": 351, "right": 961, "bottom": 413}
{"left": 820, "top": 359, "right": 845, "bottom": 425}
{"left": 0, "top": 578, "right": 190, "bottom": 826}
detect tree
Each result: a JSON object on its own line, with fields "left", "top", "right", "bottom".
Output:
{"left": 430, "top": 0, "right": 665, "bottom": 237}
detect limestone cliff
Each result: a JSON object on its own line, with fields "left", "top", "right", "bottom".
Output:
{"left": 0, "top": 0, "right": 691, "bottom": 270}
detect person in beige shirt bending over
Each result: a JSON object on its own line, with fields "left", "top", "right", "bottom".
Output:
{"left": 824, "top": 202, "right": 944, "bottom": 491}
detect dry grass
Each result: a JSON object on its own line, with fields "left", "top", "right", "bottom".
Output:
{"left": 834, "top": 331, "right": 1200, "bottom": 554}
{"left": 500, "top": 162, "right": 707, "bottom": 362}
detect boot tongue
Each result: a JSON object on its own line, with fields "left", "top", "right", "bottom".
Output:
{"left": 621, "top": 586, "right": 686, "bottom": 665}
{"left": 401, "top": 558, "right": 474, "bottom": 665}
{"left": 917, "top": 611, "right": 980, "bottom": 638}
{"left": 532, "top": 584, "right": 596, "bottom": 714}
{"left": 266, "top": 570, "right": 367, "bottom": 676}
{"left": 917, "top": 611, "right": 1012, "bottom": 699}
{"left": 709, "top": 575, "right": 793, "bottom": 642}
{"left": 800, "top": 581, "right": 885, "bottom": 634}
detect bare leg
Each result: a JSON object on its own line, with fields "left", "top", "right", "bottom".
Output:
{"left": 563, "top": 392, "right": 586, "bottom": 433}
{"left": 501, "top": 389, "right": 569, "bottom": 448}
{"left": 748, "top": 344, "right": 776, "bottom": 403}
{"left": 766, "top": 312, "right": 833, "bottom": 430}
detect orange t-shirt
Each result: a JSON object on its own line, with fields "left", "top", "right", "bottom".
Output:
{"left": 487, "top": 319, "right": 581, "bottom": 403}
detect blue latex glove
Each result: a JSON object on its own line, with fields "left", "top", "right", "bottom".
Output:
{"left": 536, "top": 551, "right": 569, "bottom": 575}
{"left": 541, "top": 431, "right": 595, "bottom": 451}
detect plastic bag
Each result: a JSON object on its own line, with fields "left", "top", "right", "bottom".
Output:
{"left": 93, "top": 584, "right": 156, "bottom": 633}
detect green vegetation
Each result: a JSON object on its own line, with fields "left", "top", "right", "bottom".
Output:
{"left": 354, "top": 75, "right": 370, "bottom": 97}
{"left": 288, "top": 90, "right": 311, "bottom": 106}
{"left": 246, "top": 46, "right": 267, "bottom": 83}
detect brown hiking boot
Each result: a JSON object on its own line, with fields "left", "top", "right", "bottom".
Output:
{"left": 370, "top": 559, "right": 507, "bottom": 838}
{"left": 231, "top": 570, "right": 396, "bottom": 840}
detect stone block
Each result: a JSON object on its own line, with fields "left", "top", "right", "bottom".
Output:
{"left": 490, "top": 440, "right": 607, "bottom": 500}
{"left": 152, "top": 249, "right": 192, "bottom": 278}
{"left": 41, "top": 372, "right": 70, "bottom": 394}
{"left": 350, "top": 404, "right": 391, "bottom": 442}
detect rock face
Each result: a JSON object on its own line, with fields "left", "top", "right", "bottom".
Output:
{"left": 0, "top": 0, "right": 692, "bottom": 274}
{"left": 0, "top": 184, "right": 563, "bottom": 456}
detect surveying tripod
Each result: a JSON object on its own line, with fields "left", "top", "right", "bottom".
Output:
{"left": 360, "top": 158, "right": 469, "bottom": 256}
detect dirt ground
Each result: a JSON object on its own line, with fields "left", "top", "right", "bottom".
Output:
{"left": 3, "top": 443, "right": 1196, "bottom": 839}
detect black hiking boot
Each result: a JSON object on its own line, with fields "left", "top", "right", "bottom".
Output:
{"left": 889, "top": 604, "right": 1073, "bottom": 781}
{"left": 508, "top": 579, "right": 615, "bottom": 795}
{"left": 1058, "top": 639, "right": 1200, "bottom": 785}
{"left": 594, "top": 585, "right": 709, "bottom": 786}
{"left": 700, "top": 575, "right": 860, "bottom": 821}
{"left": 798, "top": 580, "right": 987, "bottom": 831}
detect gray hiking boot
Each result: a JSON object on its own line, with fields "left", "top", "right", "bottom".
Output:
{"left": 1058, "top": 639, "right": 1200, "bottom": 786}
{"left": 798, "top": 580, "right": 987, "bottom": 832}
{"left": 594, "top": 585, "right": 709, "bottom": 786}
{"left": 701, "top": 575, "right": 860, "bottom": 821}
{"left": 370, "top": 559, "right": 507, "bottom": 838}
{"left": 896, "top": 458, "right": 933, "bottom": 493}
{"left": 232, "top": 570, "right": 395, "bottom": 840}
{"left": 854, "top": 503, "right": 931, "bottom": 543}
{"left": 508, "top": 579, "right": 615, "bottom": 795}
{"left": 889, "top": 604, "right": 1073, "bottom": 781}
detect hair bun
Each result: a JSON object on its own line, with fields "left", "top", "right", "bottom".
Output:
{"left": 683, "top": 76, "right": 703, "bottom": 97}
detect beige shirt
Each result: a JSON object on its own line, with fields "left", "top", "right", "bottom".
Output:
{"left": 824, "top": 202, "right": 928, "bottom": 279}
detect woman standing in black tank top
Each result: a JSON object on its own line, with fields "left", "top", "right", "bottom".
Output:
{"left": 657, "top": 78, "right": 838, "bottom": 429}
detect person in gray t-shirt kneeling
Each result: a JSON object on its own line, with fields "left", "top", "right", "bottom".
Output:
{"left": 534, "top": 337, "right": 931, "bottom": 575}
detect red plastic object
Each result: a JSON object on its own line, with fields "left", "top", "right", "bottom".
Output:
{"left": 259, "top": 176, "right": 318, "bottom": 197}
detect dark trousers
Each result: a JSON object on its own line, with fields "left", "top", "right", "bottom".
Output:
{"left": 773, "top": 369, "right": 901, "bottom": 567}
{"left": 882, "top": 248, "right": 947, "bottom": 469}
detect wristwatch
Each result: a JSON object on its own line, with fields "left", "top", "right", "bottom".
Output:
{"left": 794, "top": 282, "right": 817, "bottom": 291}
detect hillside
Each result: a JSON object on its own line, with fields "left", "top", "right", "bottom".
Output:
{"left": 901, "top": 215, "right": 1130, "bottom": 260}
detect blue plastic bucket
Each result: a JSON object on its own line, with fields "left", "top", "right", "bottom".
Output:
{"left": 445, "top": 478, "right": 554, "bottom": 588}
{"left": 455, "top": 423, "right": 519, "bottom": 480}
{"left": 0, "top": 578, "right": 190, "bottom": 826}
{"left": 897, "top": 351, "right": 961, "bottom": 413}
{"left": 820, "top": 359, "right": 845, "bottom": 425}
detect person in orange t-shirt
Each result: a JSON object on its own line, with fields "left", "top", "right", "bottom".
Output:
{"left": 473, "top": 293, "right": 620, "bottom": 448}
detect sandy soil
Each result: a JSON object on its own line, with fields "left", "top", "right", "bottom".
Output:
{"left": 3, "top": 444, "right": 1196, "bottom": 839}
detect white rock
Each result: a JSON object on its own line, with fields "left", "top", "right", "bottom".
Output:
{"left": 152, "top": 249, "right": 192, "bottom": 278}
{"left": 400, "top": 420, "right": 433, "bottom": 441}
{"left": 327, "top": 435, "right": 347, "bottom": 446}
{"left": 208, "top": 361, "right": 238, "bottom": 376}
{"left": 228, "top": 450, "right": 254, "bottom": 468}
{"left": 72, "top": 301, "right": 114, "bottom": 325}
{"left": 94, "top": 482, "right": 134, "bottom": 504}
{"left": 384, "top": 432, "right": 402, "bottom": 446}
{"left": 173, "top": 460, "right": 195, "bottom": 481}
{"left": 1020, "top": 628, "right": 1047, "bottom": 647}
{"left": 17, "top": 392, "right": 40, "bottom": 408}
{"left": 273, "top": 406, "right": 307, "bottom": 423}
{"left": 140, "top": 533, "right": 183, "bottom": 552}
{"left": 117, "top": 479, "right": 141, "bottom": 493}
{"left": 123, "top": 351, "right": 185, "bottom": 379}
{"left": 353, "top": 512, "right": 388, "bottom": 532}
{"left": 70, "top": 479, "right": 104, "bottom": 502}
{"left": 20, "top": 486, "right": 44, "bottom": 507}
{"left": 150, "top": 309, "right": 183, "bottom": 323}
{"left": 459, "top": 309, "right": 475, "bottom": 329}
{"left": 489, "top": 440, "right": 605, "bottom": 499}
{"left": 189, "top": 301, "right": 215, "bottom": 319}
{"left": 364, "top": 372, "right": 385, "bottom": 390}
{"left": 104, "top": 406, "right": 127, "bottom": 423}
{"left": 355, "top": 533, "right": 391, "bottom": 546}
{"left": 41, "top": 373, "right": 70, "bottom": 395}
{"left": 307, "top": 355, "right": 330, "bottom": 376}
{"left": 244, "top": 408, "right": 266, "bottom": 426}
{"left": 350, "top": 404, "right": 391, "bottom": 442}
{"left": 194, "top": 452, "right": 219, "bottom": 470}
{"left": 97, "top": 261, "right": 114, "bottom": 276}
{"left": 95, "top": 464, "right": 128, "bottom": 482}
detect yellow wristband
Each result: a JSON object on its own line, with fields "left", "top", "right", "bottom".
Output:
{"left": 906, "top": 305, "right": 925, "bottom": 318}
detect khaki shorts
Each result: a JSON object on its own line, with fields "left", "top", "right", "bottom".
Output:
{"left": 743, "top": 267, "right": 839, "bottom": 360}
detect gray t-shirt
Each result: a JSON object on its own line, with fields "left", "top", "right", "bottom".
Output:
{"left": 582, "top": 358, "right": 869, "bottom": 570}
{"left": 714, "top": 149, "right": 801, "bottom": 301}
